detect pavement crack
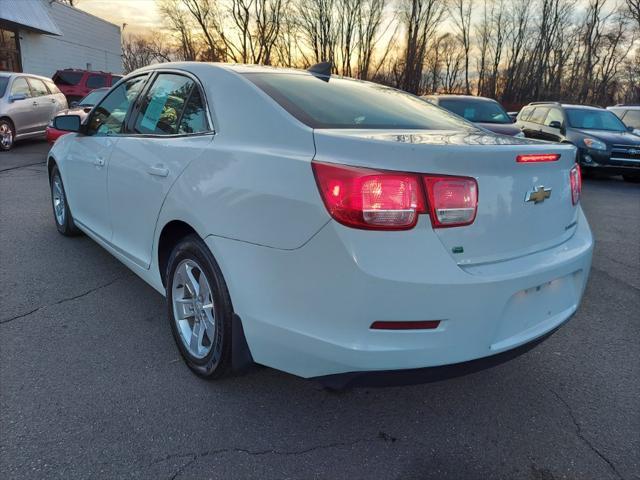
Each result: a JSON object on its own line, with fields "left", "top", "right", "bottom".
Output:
{"left": 157, "top": 438, "right": 377, "bottom": 479}
{"left": 549, "top": 388, "right": 624, "bottom": 480}
{"left": 0, "top": 161, "right": 46, "bottom": 174}
{"left": 0, "top": 275, "right": 130, "bottom": 325}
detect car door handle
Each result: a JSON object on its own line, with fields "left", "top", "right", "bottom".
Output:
{"left": 94, "top": 157, "right": 105, "bottom": 167}
{"left": 147, "top": 165, "right": 169, "bottom": 177}
{"left": 32, "top": 101, "right": 38, "bottom": 107}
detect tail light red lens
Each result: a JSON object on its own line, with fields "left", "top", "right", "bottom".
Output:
{"left": 312, "top": 161, "right": 479, "bottom": 230}
{"left": 312, "top": 161, "right": 424, "bottom": 230}
{"left": 570, "top": 164, "right": 581, "bottom": 205}
{"left": 423, "top": 176, "right": 478, "bottom": 227}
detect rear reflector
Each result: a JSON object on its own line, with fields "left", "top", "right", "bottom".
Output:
{"left": 570, "top": 164, "right": 581, "bottom": 205}
{"left": 371, "top": 321, "right": 441, "bottom": 330}
{"left": 516, "top": 153, "right": 561, "bottom": 163}
{"left": 423, "top": 176, "right": 478, "bottom": 228}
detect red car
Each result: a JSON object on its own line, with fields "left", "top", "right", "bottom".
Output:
{"left": 46, "top": 87, "right": 110, "bottom": 144}
{"left": 52, "top": 69, "right": 122, "bottom": 104}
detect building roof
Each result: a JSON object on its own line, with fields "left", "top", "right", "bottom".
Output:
{"left": 0, "top": 0, "right": 63, "bottom": 36}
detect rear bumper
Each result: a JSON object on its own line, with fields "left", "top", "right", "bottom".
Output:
{"left": 205, "top": 208, "right": 593, "bottom": 379}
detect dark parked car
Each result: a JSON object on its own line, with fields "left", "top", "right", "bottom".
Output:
{"left": 516, "top": 102, "right": 640, "bottom": 182}
{"left": 423, "top": 94, "right": 524, "bottom": 137}
{"left": 607, "top": 105, "right": 640, "bottom": 135}
{"left": 52, "top": 69, "right": 122, "bottom": 104}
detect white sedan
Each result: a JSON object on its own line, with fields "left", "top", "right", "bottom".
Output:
{"left": 47, "top": 62, "right": 593, "bottom": 388}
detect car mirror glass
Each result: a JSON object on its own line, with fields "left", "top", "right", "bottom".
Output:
{"left": 53, "top": 115, "right": 82, "bottom": 133}
{"left": 549, "top": 120, "right": 562, "bottom": 129}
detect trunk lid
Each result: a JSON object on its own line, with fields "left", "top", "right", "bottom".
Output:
{"left": 313, "top": 129, "right": 579, "bottom": 265}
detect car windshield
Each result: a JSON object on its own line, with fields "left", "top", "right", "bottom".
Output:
{"left": 0, "top": 77, "right": 8, "bottom": 97}
{"left": 54, "top": 71, "right": 83, "bottom": 86}
{"left": 438, "top": 98, "right": 512, "bottom": 124}
{"left": 244, "top": 73, "right": 476, "bottom": 131}
{"left": 79, "top": 89, "right": 107, "bottom": 106}
{"left": 566, "top": 109, "right": 627, "bottom": 132}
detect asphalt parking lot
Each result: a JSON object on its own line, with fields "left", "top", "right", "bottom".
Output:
{"left": 0, "top": 140, "right": 638, "bottom": 480}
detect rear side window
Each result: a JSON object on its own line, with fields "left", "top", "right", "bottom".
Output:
{"left": 179, "top": 87, "right": 208, "bottom": 134}
{"left": 11, "top": 77, "right": 31, "bottom": 97}
{"left": 28, "top": 78, "right": 49, "bottom": 97}
{"left": 54, "top": 71, "right": 83, "bottom": 86}
{"left": 133, "top": 73, "right": 201, "bottom": 135}
{"left": 87, "top": 74, "right": 107, "bottom": 89}
{"left": 244, "top": 73, "right": 475, "bottom": 130}
{"left": 87, "top": 75, "right": 148, "bottom": 136}
{"left": 528, "top": 107, "right": 549, "bottom": 124}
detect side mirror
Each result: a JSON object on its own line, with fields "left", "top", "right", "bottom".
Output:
{"left": 549, "top": 120, "right": 563, "bottom": 129}
{"left": 9, "top": 93, "right": 27, "bottom": 103}
{"left": 53, "top": 115, "right": 82, "bottom": 133}
{"left": 70, "top": 101, "right": 79, "bottom": 108}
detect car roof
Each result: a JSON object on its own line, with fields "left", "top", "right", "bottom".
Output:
{"left": 425, "top": 94, "right": 498, "bottom": 103}
{"left": 0, "top": 72, "right": 54, "bottom": 82}
{"left": 524, "top": 102, "right": 603, "bottom": 111}
{"left": 608, "top": 105, "right": 640, "bottom": 110}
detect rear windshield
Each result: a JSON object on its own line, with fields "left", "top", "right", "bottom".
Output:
{"left": 54, "top": 71, "right": 83, "bottom": 86}
{"left": 0, "top": 77, "right": 8, "bottom": 97}
{"left": 439, "top": 98, "right": 511, "bottom": 124}
{"left": 566, "top": 109, "right": 627, "bottom": 132}
{"left": 244, "top": 73, "right": 475, "bottom": 131}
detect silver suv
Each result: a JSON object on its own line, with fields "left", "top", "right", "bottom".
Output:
{"left": 0, "top": 72, "right": 68, "bottom": 151}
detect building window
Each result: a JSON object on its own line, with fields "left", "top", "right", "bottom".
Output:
{"left": 0, "top": 27, "right": 21, "bottom": 72}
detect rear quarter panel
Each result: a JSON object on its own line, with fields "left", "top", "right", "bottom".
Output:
{"left": 155, "top": 66, "right": 329, "bottom": 252}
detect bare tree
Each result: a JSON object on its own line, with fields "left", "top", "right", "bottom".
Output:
{"left": 159, "top": 0, "right": 200, "bottom": 61}
{"left": 355, "top": 0, "right": 387, "bottom": 80}
{"left": 122, "top": 34, "right": 172, "bottom": 73}
{"left": 451, "top": 0, "right": 473, "bottom": 94}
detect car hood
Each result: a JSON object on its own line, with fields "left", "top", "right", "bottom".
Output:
{"left": 474, "top": 122, "right": 522, "bottom": 136}
{"left": 575, "top": 129, "right": 640, "bottom": 145}
{"left": 53, "top": 106, "right": 93, "bottom": 120}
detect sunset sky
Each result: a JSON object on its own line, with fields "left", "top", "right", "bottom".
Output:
{"left": 77, "top": 0, "right": 164, "bottom": 35}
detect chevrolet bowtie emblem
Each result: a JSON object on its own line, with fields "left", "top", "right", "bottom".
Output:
{"left": 525, "top": 186, "right": 552, "bottom": 204}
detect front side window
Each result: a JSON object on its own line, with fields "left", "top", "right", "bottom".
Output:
{"left": 10, "top": 77, "right": 31, "bottom": 97}
{"left": 87, "top": 75, "right": 148, "bottom": 136}
{"left": 79, "top": 89, "right": 108, "bottom": 107}
{"left": 54, "top": 71, "right": 83, "bottom": 86}
{"left": 28, "top": 78, "right": 49, "bottom": 97}
{"left": 566, "top": 109, "right": 627, "bottom": 132}
{"left": 0, "top": 77, "right": 9, "bottom": 97}
{"left": 528, "top": 107, "right": 549, "bottom": 124}
{"left": 544, "top": 109, "right": 564, "bottom": 126}
{"left": 244, "top": 73, "right": 475, "bottom": 130}
{"left": 622, "top": 110, "right": 640, "bottom": 129}
{"left": 133, "top": 73, "right": 204, "bottom": 135}
{"left": 439, "top": 99, "right": 511, "bottom": 124}
{"left": 87, "top": 74, "right": 107, "bottom": 89}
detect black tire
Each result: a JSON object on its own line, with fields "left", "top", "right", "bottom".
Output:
{"left": 0, "top": 118, "right": 15, "bottom": 151}
{"left": 622, "top": 174, "right": 640, "bottom": 183}
{"left": 166, "top": 235, "right": 233, "bottom": 379}
{"left": 50, "top": 165, "right": 81, "bottom": 236}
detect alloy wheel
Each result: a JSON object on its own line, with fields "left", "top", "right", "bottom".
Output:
{"left": 52, "top": 175, "right": 66, "bottom": 225}
{"left": 171, "top": 259, "right": 216, "bottom": 359}
{"left": 0, "top": 123, "right": 13, "bottom": 149}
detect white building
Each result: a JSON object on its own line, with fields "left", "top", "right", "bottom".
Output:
{"left": 0, "top": 0, "right": 122, "bottom": 77}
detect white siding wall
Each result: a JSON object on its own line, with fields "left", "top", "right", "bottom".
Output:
{"left": 19, "top": 1, "right": 122, "bottom": 77}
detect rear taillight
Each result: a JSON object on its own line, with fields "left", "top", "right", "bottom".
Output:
{"left": 570, "top": 164, "right": 581, "bottom": 205}
{"left": 516, "top": 153, "right": 561, "bottom": 163}
{"left": 312, "top": 161, "right": 424, "bottom": 230}
{"left": 312, "top": 161, "right": 478, "bottom": 230}
{"left": 423, "top": 176, "right": 478, "bottom": 227}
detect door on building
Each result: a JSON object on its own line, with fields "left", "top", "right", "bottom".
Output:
{"left": 0, "top": 28, "right": 21, "bottom": 72}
